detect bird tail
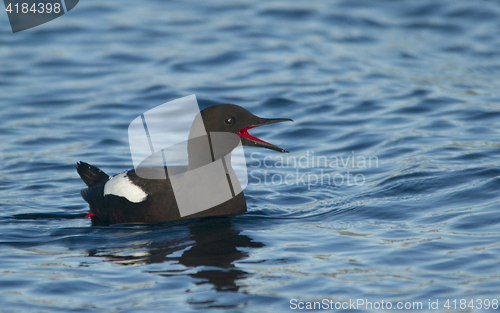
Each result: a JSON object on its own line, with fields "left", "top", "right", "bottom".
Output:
{"left": 76, "top": 161, "right": 109, "bottom": 187}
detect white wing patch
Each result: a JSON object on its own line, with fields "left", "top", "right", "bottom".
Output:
{"left": 104, "top": 172, "right": 148, "bottom": 203}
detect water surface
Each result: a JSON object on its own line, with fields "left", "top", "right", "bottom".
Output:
{"left": 1, "top": 0, "right": 500, "bottom": 311}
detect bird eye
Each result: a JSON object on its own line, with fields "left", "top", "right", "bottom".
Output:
{"left": 225, "top": 117, "right": 234, "bottom": 125}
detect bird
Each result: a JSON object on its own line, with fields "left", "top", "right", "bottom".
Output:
{"left": 77, "top": 103, "right": 292, "bottom": 225}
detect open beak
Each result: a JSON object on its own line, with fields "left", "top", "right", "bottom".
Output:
{"left": 237, "top": 117, "right": 293, "bottom": 153}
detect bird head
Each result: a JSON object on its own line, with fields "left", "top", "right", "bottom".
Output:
{"left": 199, "top": 104, "right": 292, "bottom": 153}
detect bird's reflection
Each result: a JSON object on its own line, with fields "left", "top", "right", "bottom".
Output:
{"left": 89, "top": 217, "right": 263, "bottom": 292}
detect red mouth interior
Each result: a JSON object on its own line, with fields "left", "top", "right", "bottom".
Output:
{"left": 237, "top": 126, "right": 277, "bottom": 147}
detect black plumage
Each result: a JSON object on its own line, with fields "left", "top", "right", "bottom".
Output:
{"left": 77, "top": 104, "right": 291, "bottom": 224}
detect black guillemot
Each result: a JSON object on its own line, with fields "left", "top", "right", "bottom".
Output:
{"left": 77, "top": 104, "right": 292, "bottom": 224}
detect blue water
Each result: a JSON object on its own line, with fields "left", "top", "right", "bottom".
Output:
{"left": 2, "top": 0, "right": 500, "bottom": 311}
